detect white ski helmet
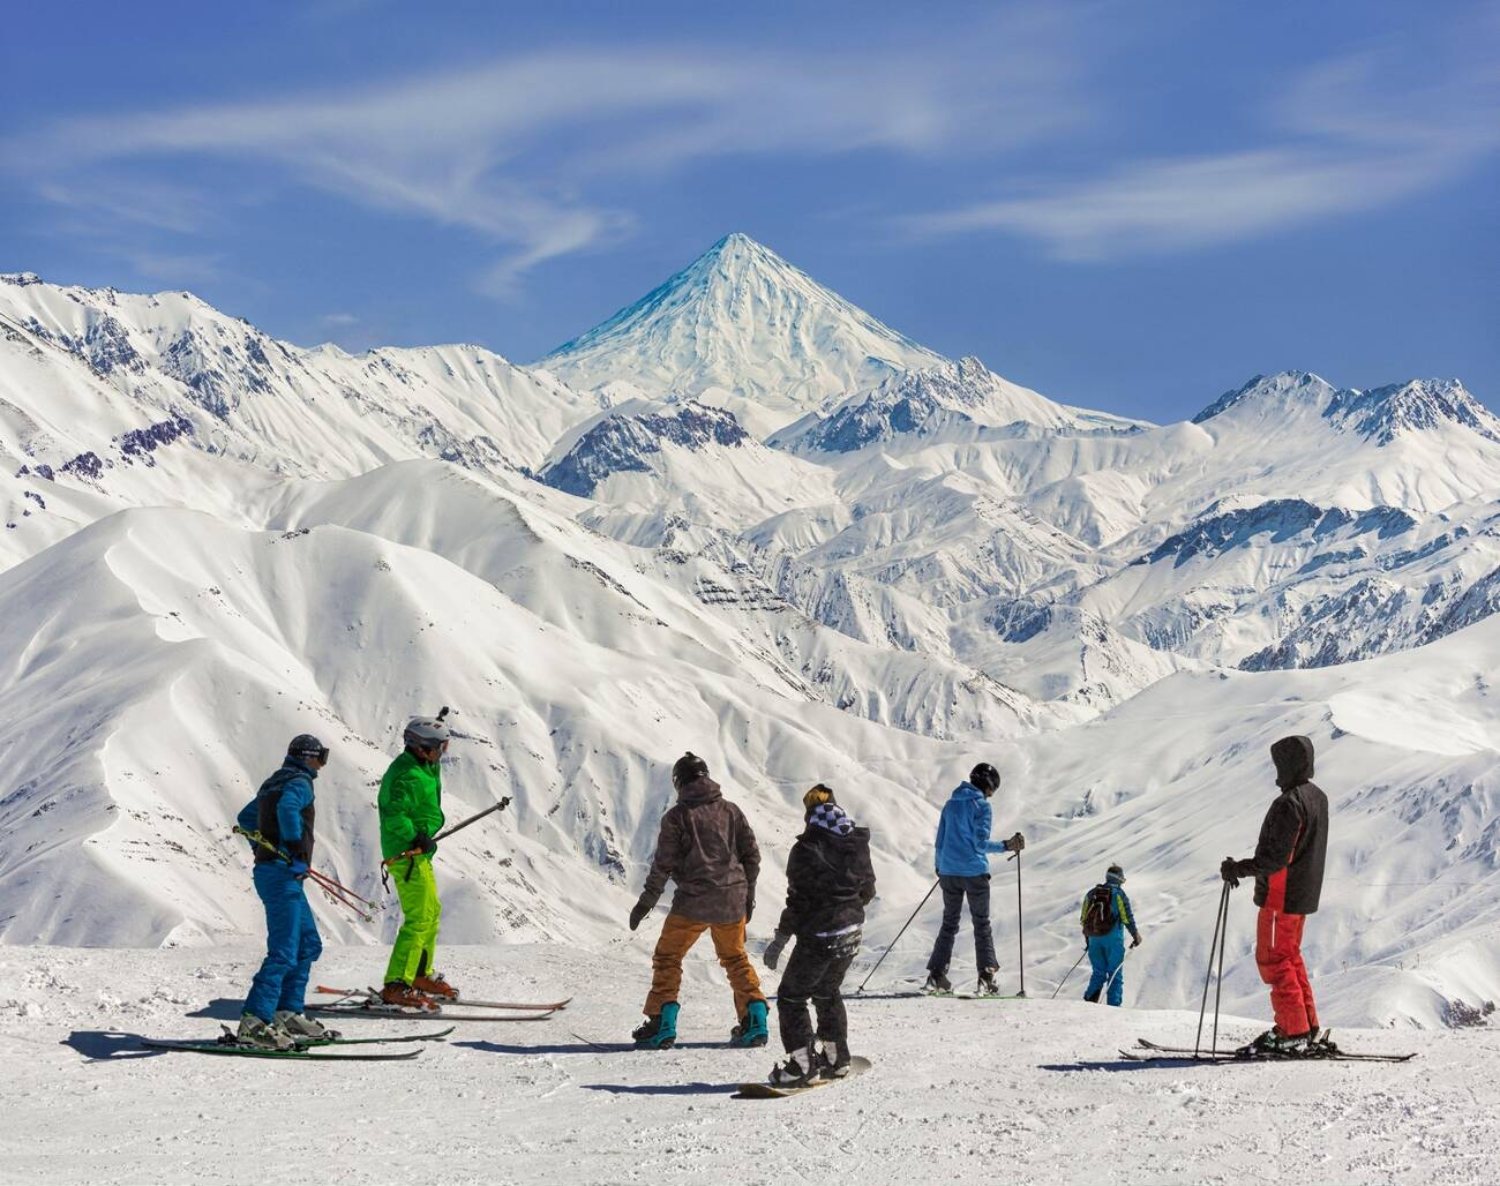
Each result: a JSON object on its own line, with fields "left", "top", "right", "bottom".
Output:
{"left": 403, "top": 716, "right": 450, "bottom": 749}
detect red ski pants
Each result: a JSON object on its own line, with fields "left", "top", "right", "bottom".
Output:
{"left": 1255, "top": 906, "right": 1318, "bottom": 1036}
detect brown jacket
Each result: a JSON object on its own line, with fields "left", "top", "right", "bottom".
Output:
{"left": 640, "top": 777, "right": 760, "bottom": 925}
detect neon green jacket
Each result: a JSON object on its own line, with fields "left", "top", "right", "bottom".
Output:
{"left": 378, "top": 751, "right": 445, "bottom": 859}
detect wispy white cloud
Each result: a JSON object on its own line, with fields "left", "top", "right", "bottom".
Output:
{"left": 907, "top": 32, "right": 1500, "bottom": 260}
{"left": 110, "top": 246, "right": 225, "bottom": 286}
{"left": 2, "top": 9, "right": 1093, "bottom": 295}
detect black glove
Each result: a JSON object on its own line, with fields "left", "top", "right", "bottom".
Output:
{"left": 1007, "top": 832, "right": 1026, "bottom": 853}
{"left": 1220, "top": 857, "right": 1241, "bottom": 888}
{"left": 412, "top": 832, "right": 438, "bottom": 856}
{"left": 745, "top": 892, "right": 755, "bottom": 925}
{"left": 629, "top": 896, "right": 653, "bottom": 931}
{"left": 763, "top": 932, "right": 790, "bottom": 970}
{"left": 1130, "top": 933, "right": 1142, "bottom": 949}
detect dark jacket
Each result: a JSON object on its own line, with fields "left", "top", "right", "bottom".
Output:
{"left": 776, "top": 809, "right": 877, "bottom": 937}
{"left": 1231, "top": 736, "right": 1328, "bottom": 915}
{"left": 236, "top": 758, "right": 317, "bottom": 865}
{"left": 641, "top": 776, "right": 760, "bottom": 925}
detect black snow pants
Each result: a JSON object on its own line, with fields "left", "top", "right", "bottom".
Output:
{"left": 776, "top": 929, "right": 861, "bottom": 1052}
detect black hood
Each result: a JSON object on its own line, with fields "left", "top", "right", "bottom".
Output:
{"left": 1271, "top": 735, "right": 1315, "bottom": 789}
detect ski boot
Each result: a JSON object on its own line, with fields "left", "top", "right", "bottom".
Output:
{"left": 923, "top": 970, "right": 953, "bottom": 994}
{"left": 413, "top": 973, "right": 459, "bottom": 1001}
{"left": 633, "top": 1001, "right": 679, "bottom": 1049}
{"left": 381, "top": 980, "right": 440, "bottom": 1011}
{"left": 274, "top": 1010, "right": 340, "bottom": 1042}
{"left": 769, "top": 1043, "right": 825, "bottom": 1087}
{"left": 1243, "top": 1026, "right": 1313, "bottom": 1056}
{"left": 729, "top": 999, "right": 770, "bottom": 1047}
{"left": 235, "top": 1013, "right": 295, "bottom": 1051}
{"left": 976, "top": 967, "right": 1001, "bottom": 996}
{"left": 821, "top": 1039, "right": 854, "bottom": 1079}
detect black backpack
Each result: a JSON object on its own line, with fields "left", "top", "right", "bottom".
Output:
{"left": 1082, "top": 884, "right": 1117, "bottom": 936}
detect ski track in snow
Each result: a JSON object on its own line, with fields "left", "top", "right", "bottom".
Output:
{"left": 4, "top": 943, "right": 1498, "bottom": 1186}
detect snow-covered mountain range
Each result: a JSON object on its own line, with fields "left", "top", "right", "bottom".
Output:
{"left": 0, "top": 235, "right": 1496, "bottom": 1031}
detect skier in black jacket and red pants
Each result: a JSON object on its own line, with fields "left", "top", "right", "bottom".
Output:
{"left": 1221, "top": 735, "right": 1329, "bottom": 1053}
{"left": 762, "top": 784, "right": 877, "bottom": 1086}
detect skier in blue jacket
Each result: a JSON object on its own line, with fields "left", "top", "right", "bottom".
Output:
{"left": 1080, "top": 863, "right": 1142, "bottom": 1007}
{"left": 923, "top": 763, "right": 1025, "bottom": 994}
{"left": 233, "top": 734, "right": 333, "bottom": 1049}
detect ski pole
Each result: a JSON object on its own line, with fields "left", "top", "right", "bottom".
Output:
{"left": 380, "top": 796, "right": 513, "bottom": 868}
{"left": 1195, "top": 880, "right": 1231, "bottom": 1058}
{"left": 1007, "top": 847, "right": 1025, "bottom": 998}
{"left": 1212, "top": 881, "right": 1229, "bottom": 1055}
{"left": 855, "top": 878, "right": 939, "bottom": 993}
{"left": 1100, "top": 949, "right": 1128, "bottom": 1002}
{"left": 1051, "top": 948, "right": 1088, "bottom": 999}
{"left": 232, "top": 827, "right": 379, "bottom": 917}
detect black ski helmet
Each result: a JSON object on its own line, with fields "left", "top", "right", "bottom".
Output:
{"left": 288, "top": 733, "right": 329, "bottom": 763}
{"left": 672, "top": 751, "right": 709, "bottom": 788}
{"left": 1107, "top": 863, "right": 1125, "bottom": 883}
{"left": 969, "top": 762, "right": 1001, "bottom": 795}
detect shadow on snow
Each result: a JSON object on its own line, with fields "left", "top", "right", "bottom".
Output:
{"left": 63, "top": 1031, "right": 171, "bottom": 1061}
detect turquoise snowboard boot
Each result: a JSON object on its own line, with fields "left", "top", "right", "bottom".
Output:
{"left": 729, "top": 999, "right": 769, "bottom": 1047}
{"left": 632, "top": 1001, "right": 679, "bottom": 1049}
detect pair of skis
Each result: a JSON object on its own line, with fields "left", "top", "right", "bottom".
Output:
{"left": 307, "top": 984, "right": 570, "bottom": 1022}
{"left": 140, "top": 1025, "right": 454, "bottom": 1061}
{"left": 1122, "top": 1037, "right": 1416, "bottom": 1064}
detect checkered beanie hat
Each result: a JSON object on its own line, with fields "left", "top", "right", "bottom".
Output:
{"left": 809, "top": 802, "right": 854, "bottom": 836}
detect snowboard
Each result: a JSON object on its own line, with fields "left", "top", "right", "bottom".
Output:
{"left": 734, "top": 1056, "right": 872, "bottom": 1099}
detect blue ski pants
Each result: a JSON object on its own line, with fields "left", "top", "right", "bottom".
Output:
{"left": 1084, "top": 930, "right": 1126, "bottom": 1006}
{"left": 244, "top": 863, "right": 322, "bottom": 1022}
{"left": 927, "top": 874, "right": 997, "bottom": 975}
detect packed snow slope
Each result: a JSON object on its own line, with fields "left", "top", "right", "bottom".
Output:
{"left": 5, "top": 943, "right": 1499, "bottom": 1186}
{"left": 0, "top": 237, "right": 1497, "bottom": 1036}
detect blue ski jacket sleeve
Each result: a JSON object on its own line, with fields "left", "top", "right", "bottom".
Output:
{"left": 1114, "top": 887, "right": 1140, "bottom": 940}
{"left": 235, "top": 796, "right": 258, "bottom": 838}
{"left": 274, "top": 775, "right": 313, "bottom": 847}
{"left": 934, "top": 783, "right": 1011, "bottom": 877}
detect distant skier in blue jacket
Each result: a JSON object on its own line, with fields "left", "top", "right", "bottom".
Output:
{"left": 1080, "top": 863, "right": 1142, "bottom": 1007}
{"left": 923, "top": 763, "right": 1025, "bottom": 994}
{"left": 233, "top": 734, "right": 332, "bottom": 1049}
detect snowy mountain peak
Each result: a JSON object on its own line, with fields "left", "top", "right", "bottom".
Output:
{"left": 538, "top": 399, "right": 752, "bottom": 497}
{"left": 1329, "top": 378, "right": 1499, "bottom": 445}
{"left": 1191, "top": 371, "right": 1336, "bottom": 423}
{"left": 0, "top": 272, "right": 44, "bottom": 287}
{"left": 1192, "top": 370, "right": 1495, "bottom": 445}
{"left": 531, "top": 233, "right": 946, "bottom": 433}
{"left": 775, "top": 355, "right": 1142, "bottom": 454}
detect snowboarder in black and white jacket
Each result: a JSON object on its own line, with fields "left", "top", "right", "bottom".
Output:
{"left": 761, "top": 784, "right": 877, "bottom": 1086}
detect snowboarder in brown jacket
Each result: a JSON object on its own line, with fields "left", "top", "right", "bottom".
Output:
{"left": 629, "top": 752, "right": 766, "bottom": 1048}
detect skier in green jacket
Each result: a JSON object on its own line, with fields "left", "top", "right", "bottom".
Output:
{"left": 378, "top": 715, "right": 453, "bottom": 1007}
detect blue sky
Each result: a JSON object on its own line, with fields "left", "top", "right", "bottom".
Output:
{"left": 3, "top": 0, "right": 1496, "bottom": 422}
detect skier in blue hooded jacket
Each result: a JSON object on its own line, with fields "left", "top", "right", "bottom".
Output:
{"left": 1080, "top": 863, "right": 1142, "bottom": 1007}
{"left": 923, "top": 763, "right": 1024, "bottom": 994}
{"left": 233, "top": 734, "right": 333, "bottom": 1049}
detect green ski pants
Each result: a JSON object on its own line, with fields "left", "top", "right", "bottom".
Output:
{"left": 384, "top": 855, "right": 442, "bottom": 985}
